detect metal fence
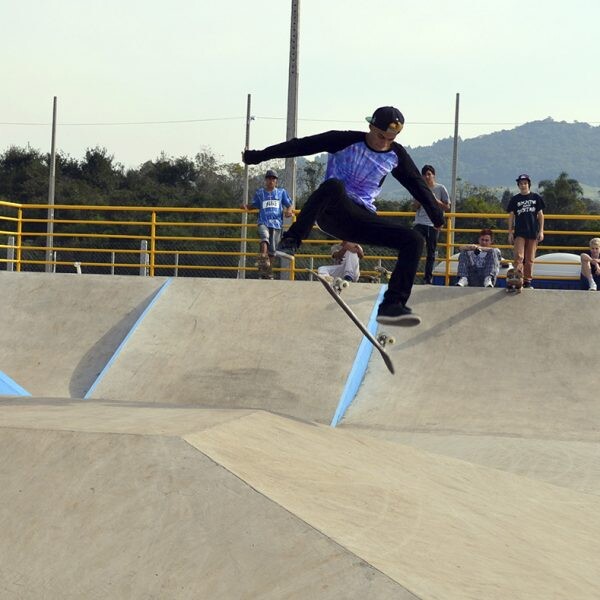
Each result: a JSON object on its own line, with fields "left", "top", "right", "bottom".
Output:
{"left": 1, "top": 200, "right": 599, "bottom": 284}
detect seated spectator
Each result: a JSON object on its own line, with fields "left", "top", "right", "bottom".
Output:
{"left": 456, "top": 228, "right": 502, "bottom": 288}
{"left": 317, "top": 241, "right": 364, "bottom": 283}
{"left": 580, "top": 237, "right": 600, "bottom": 291}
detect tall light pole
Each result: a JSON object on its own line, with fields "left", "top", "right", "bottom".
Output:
{"left": 449, "top": 92, "right": 460, "bottom": 251}
{"left": 279, "top": 0, "right": 300, "bottom": 280}
{"left": 284, "top": 0, "right": 300, "bottom": 204}
{"left": 45, "top": 96, "right": 57, "bottom": 273}
{"left": 238, "top": 93, "right": 253, "bottom": 280}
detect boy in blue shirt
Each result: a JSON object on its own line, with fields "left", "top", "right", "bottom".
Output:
{"left": 244, "top": 169, "right": 293, "bottom": 277}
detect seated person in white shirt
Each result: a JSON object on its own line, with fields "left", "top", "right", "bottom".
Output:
{"left": 456, "top": 228, "right": 502, "bottom": 288}
{"left": 317, "top": 241, "right": 364, "bottom": 282}
{"left": 580, "top": 237, "right": 600, "bottom": 291}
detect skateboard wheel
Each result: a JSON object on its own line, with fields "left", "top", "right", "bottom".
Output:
{"left": 377, "top": 333, "right": 395, "bottom": 347}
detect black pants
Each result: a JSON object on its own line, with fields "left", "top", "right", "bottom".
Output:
{"left": 283, "top": 179, "right": 424, "bottom": 306}
{"left": 413, "top": 224, "right": 438, "bottom": 283}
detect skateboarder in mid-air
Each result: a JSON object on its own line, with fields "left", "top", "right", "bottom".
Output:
{"left": 242, "top": 106, "right": 445, "bottom": 325}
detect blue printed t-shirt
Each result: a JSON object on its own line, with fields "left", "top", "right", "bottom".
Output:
{"left": 252, "top": 187, "right": 292, "bottom": 229}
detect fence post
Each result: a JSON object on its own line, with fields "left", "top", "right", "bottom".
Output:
{"left": 149, "top": 211, "right": 157, "bottom": 277}
{"left": 16, "top": 208, "right": 22, "bottom": 272}
{"left": 111, "top": 252, "right": 115, "bottom": 275}
{"left": 174, "top": 253, "right": 179, "bottom": 277}
{"left": 7, "top": 236, "right": 15, "bottom": 272}
{"left": 140, "top": 240, "right": 149, "bottom": 276}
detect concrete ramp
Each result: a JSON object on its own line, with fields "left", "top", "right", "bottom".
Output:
{"left": 0, "top": 272, "right": 167, "bottom": 397}
{"left": 189, "top": 411, "right": 600, "bottom": 600}
{"left": 2, "top": 399, "right": 600, "bottom": 599}
{"left": 341, "top": 286, "right": 600, "bottom": 495}
{"left": 2, "top": 276, "right": 600, "bottom": 598}
{"left": 88, "top": 277, "right": 380, "bottom": 423}
{"left": 344, "top": 286, "right": 600, "bottom": 438}
{"left": 0, "top": 398, "right": 415, "bottom": 600}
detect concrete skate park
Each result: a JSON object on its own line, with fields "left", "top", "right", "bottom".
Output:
{"left": 1, "top": 270, "right": 599, "bottom": 599}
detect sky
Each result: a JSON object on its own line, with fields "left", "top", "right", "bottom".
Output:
{"left": 2, "top": 0, "right": 599, "bottom": 170}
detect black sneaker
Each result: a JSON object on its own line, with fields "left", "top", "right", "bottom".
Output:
{"left": 522, "top": 280, "right": 534, "bottom": 289}
{"left": 275, "top": 236, "right": 299, "bottom": 259}
{"left": 376, "top": 303, "right": 422, "bottom": 327}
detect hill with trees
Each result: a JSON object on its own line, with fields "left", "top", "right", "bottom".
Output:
{"left": 380, "top": 118, "right": 600, "bottom": 197}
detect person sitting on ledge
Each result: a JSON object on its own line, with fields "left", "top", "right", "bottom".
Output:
{"left": 456, "top": 228, "right": 502, "bottom": 288}
{"left": 580, "top": 237, "right": 600, "bottom": 291}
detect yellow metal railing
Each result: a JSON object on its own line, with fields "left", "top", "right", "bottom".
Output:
{"left": 1, "top": 200, "right": 599, "bottom": 284}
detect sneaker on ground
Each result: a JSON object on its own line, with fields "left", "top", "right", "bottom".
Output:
{"left": 343, "top": 275, "right": 354, "bottom": 282}
{"left": 456, "top": 277, "right": 468, "bottom": 287}
{"left": 483, "top": 276, "right": 493, "bottom": 288}
{"left": 589, "top": 280, "right": 597, "bottom": 291}
{"left": 376, "top": 303, "right": 422, "bottom": 327}
{"left": 523, "top": 280, "right": 534, "bottom": 289}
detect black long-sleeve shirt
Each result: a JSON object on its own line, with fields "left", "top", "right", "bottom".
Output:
{"left": 244, "top": 130, "right": 444, "bottom": 227}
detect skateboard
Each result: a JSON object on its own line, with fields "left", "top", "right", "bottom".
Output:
{"left": 310, "top": 270, "right": 396, "bottom": 375}
{"left": 506, "top": 267, "right": 523, "bottom": 293}
{"left": 256, "top": 255, "right": 273, "bottom": 279}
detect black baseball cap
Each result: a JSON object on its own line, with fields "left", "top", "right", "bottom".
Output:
{"left": 516, "top": 173, "right": 531, "bottom": 183}
{"left": 366, "top": 106, "right": 405, "bottom": 134}
{"left": 265, "top": 169, "right": 278, "bottom": 179}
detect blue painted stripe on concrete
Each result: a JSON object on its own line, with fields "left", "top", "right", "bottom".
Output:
{"left": 0, "top": 371, "right": 31, "bottom": 397}
{"left": 83, "top": 278, "right": 174, "bottom": 399}
{"left": 330, "top": 284, "right": 386, "bottom": 427}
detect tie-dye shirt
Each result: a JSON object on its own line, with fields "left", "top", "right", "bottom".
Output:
{"left": 323, "top": 142, "right": 399, "bottom": 212}
{"left": 244, "top": 130, "right": 443, "bottom": 225}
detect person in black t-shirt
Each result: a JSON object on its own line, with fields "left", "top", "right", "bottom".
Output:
{"left": 507, "top": 174, "right": 545, "bottom": 289}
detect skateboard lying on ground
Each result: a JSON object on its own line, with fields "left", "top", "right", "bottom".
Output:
{"left": 256, "top": 255, "right": 273, "bottom": 279}
{"left": 310, "top": 269, "right": 396, "bottom": 375}
{"left": 505, "top": 267, "right": 523, "bottom": 293}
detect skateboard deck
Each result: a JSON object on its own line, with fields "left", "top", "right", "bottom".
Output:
{"left": 256, "top": 255, "right": 273, "bottom": 279}
{"left": 310, "top": 270, "right": 395, "bottom": 375}
{"left": 506, "top": 267, "right": 523, "bottom": 293}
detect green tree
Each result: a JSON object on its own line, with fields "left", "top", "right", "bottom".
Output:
{"left": 297, "top": 158, "right": 325, "bottom": 207}
{"left": 538, "top": 172, "right": 585, "bottom": 214}
{"left": 0, "top": 146, "right": 48, "bottom": 203}
{"left": 538, "top": 172, "right": 599, "bottom": 251}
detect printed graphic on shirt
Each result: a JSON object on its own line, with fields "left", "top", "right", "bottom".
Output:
{"left": 252, "top": 188, "right": 292, "bottom": 229}
{"left": 514, "top": 197, "right": 538, "bottom": 215}
{"left": 325, "top": 142, "right": 399, "bottom": 212}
